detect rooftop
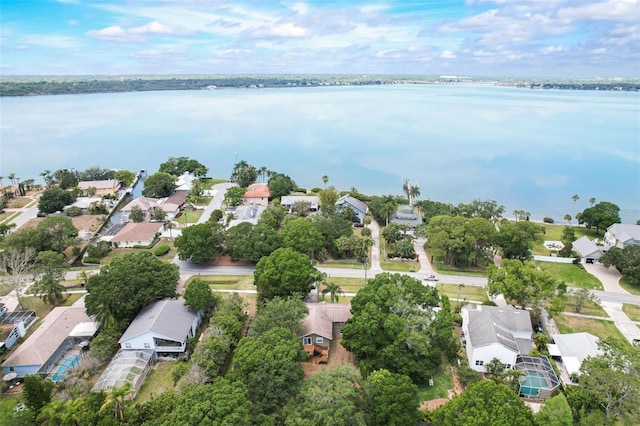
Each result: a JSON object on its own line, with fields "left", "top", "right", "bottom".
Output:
{"left": 119, "top": 298, "right": 197, "bottom": 343}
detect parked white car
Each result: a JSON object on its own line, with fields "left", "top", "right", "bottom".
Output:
{"left": 423, "top": 274, "right": 439, "bottom": 281}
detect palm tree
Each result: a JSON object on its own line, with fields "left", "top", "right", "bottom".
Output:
{"left": 409, "top": 183, "right": 420, "bottom": 206}
{"left": 0, "top": 176, "right": 3, "bottom": 186}
{"left": 589, "top": 197, "right": 596, "bottom": 206}
{"left": 322, "top": 281, "right": 344, "bottom": 303}
{"left": 379, "top": 195, "right": 398, "bottom": 225}
{"left": 564, "top": 214, "right": 572, "bottom": 225}
{"left": 8, "top": 172, "right": 16, "bottom": 185}
{"left": 572, "top": 194, "right": 579, "bottom": 207}
{"left": 259, "top": 166, "right": 269, "bottom": 182}
{"left": 164, "top": 220, "right": 175, "bottom": 240}
{"left": 322, "top": 175, "right": 329, "bottom": 188}
{"left": 99, "top": 383, "right": 133, "bottom": 423}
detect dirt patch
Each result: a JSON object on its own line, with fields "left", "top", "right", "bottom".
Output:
{"left": 420, "top": 398, "right": 449, "bottom": 411}
{"left": 22, "top": 214, "right": 104, "bottom": 234}
{"left": 203, "top": 256, "right": 253, "bottom": 267}
{"left": 302, "top": 333, "right": 357, "bottom": 376}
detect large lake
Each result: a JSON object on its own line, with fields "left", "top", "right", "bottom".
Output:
{"left": 1, "top": 84, "right": 639, "bottom": 223}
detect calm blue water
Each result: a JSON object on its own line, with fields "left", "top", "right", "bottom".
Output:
{"left": 1, "top": 84, "right": 638, "bottom": 223}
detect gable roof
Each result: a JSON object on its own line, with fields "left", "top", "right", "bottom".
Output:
{"left": 165, "top": 190, "right": 188, "bottom": 206}
{"left": 2, "top": 307, "right": 95, "bottom": 368}
{"left": 122, "top": 196, "right": 181, "bottom": 214}
{"left": 572, "top": 236, "right": 604, "bottom": 258}
{"left": 280, "top": 195, "right": 319, "bottom": 207}
{"left": 111, "top": 221, "right": 163, "bottom": 243}
{"left": 119, "top": 299, "right": 197, "bottom": 343}
{"left": 335, "top": 195, "right": 367, "bottom": 215}
{"left": 303, "top": 303, "right": 352, "bottom": 340}
{"left": 243, "top": 183, "right": 270, "bottom": 199}
{"left": 390, "top": 205, "right": 423, "bottom": 228}
{"left": 463, "top": 304, "right": 533, "bottom": 354}
{"left": 606, "top": 224, "right": 640, "bottom": 244}
{"left": 550, "top": 332, "right": 601, "bottom": 375}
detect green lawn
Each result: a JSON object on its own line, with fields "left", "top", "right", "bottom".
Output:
{"left": 417, "top": 362, "right": 454, "bottom": 401}
{"left": 321, "top": 277, "right": 365, "bottom": 294}
{"left": 134, "top": 362, "right": 177, "bottom": 404}
{"left": 100, "top": 238, "right": 176, "bottom": 264}
{"left": 431, "top": 263, "right": 489, "bottom": 277}
{"left": 0, "top": 282, "right": 12, "bottom": 297}
{"left": 195, "top": 275, "right": 255, "bottom": 291}
{"left": 435, "top": 283, "right": 488, "bottom": 303}
{"left": 379, "top": 239, "right": 420, "bottom": 272}
{"left": 319, "top": 258, "right": 368, "bottom": 270}
{"left": 531, "top": 224, "right": 601, "bottom": 256}
{"left": 622, "top": 304, "right": 640, "bottom": 322}
{"left": 177, "top": 209, "right": 204, "bottom": 224}
{"left": 619, "top": 277, "right": 640, "bottom": 296}
{"left": 563, "top": 296, "right": 608, "bottom": 317}
{"left": 554, "top": 315, "right": 630, "bottom": 347}
{"left": 535, "top": 262, "right": 603, "bottom": 290}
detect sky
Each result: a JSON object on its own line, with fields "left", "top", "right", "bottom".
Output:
{"left": 1, "top": 0, "right": 639, "bottom": 77}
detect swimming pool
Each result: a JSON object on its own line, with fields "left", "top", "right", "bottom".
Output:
{"left": 51, "top": 354, "right": 82, "bottom": 382}
{"left": 519, "top": 369, "right": 549, "bottom": 397}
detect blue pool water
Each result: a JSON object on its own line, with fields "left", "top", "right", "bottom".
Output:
{"left": 520, "top": 369, "right": 548, "bottom": 397}
{"left": 51, "top": 354, "right": 82, "bottom": 382}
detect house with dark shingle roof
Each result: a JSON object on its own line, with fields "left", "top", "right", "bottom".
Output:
{"left": 461, "top": 304, "right": 534, "bottom": 373}
{"left": 119, "top": 299, "right": 202, "bottom": 354}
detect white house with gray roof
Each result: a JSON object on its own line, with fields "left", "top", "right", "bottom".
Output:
{"left": 548, "top": 332, "right": 602, "bottom": 384}
{"left": 461, "top": 304, "right": 534, "bottom": 373}
{"left": 281, "top": 196, "right": 319, "bottom": 213}
{"left": 572, "top": 236, "right": 605, "bottom": 263}
{"left": 119, "top": 299, "right": 202, "bottom": 354}
{"left": 604, "top": 223, "right": 640, "bottom": 249}
{"left": 335, "top": 195, "right": 368, "bottom": 224}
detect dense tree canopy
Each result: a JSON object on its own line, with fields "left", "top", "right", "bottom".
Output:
{"left": 32, "top": 250, "right": 68, "bottom": 305}
{"left": 142, "top": 172, "right": 176, "bottom": 198}
{"left": 183, "top": 278, "right": 217, "bottom": 312}
{"left": 268, "top": 173, "right": 296, "bottom": 198}
{"left": 534, "top": 393, "right": 573, "bottom": 426}
{"left": 284, "top": 364, "right": 366, "bottom": 426}
{"left": 5, "top": 216, "right": 79, "bottom": 254}
{"left": 431, "top": 381, "right": 534, "bottom": 426}
{"left": 230, "top": 161, "right": 258, "bottom": 188}
{"left": 318, "top": 186, "right": 339, "bottom": 215}
{"left": 427, "top": 215, "right": 495, "bottom": 267}
{"left": 368, "top": 195, "right": 400, "bottom": 225}
{"left": 232, "top": 327, "right": 307, "bottom": 415}
{"left": 341, "top": 273, "right": 451, "bottom": 383}
{"left": 579, "top": 201, "right": 621, "bottom": 232}
{"left": 309, "top": 213, "right": 353, "bottom": 258}
{"left": 158, "top": 156, "right": 208, "bottom": 177}
{"left": 281, "top": 217, "right": 324, "bottom": 259}
{"left": 174, "top": 222, "right": 225, "bottom": 264}
{"left": 223, "top": 186, "right": 246, "bottom": 207}
{"left": 364, "top": 369, "right": 420, "bottom": 426}
{"left": 455, "top": 199, "right": 505, "bottom": 222}
{"left": 225, "top": 222, "right": 254, "bottom": 260}
{"left": 487, "top": 259, "right": 563, "bottom": 310}
{"left": 253, "top": 247, "right": 319, "bottom": 301}
{"left": 38, "top": 186, "right": 75, "bottom": 213}
{"left": 85, "top": 252, "right": 178, "bottom": 329}
{"left": 495, "top": 220, "right": 545, "bottom": 260}
{"left": 600, "top": 245, "right": 640, "bottom": 287}
{"left": 248, "top": 297, "right": 308, "bottom": 337}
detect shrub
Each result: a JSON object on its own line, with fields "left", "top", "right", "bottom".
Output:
{"left": 86, "top": 241, "right": 112, "bottom": 259}
{"left": 83, "top": 257, "right": 101, "bottom": 265}
{"left": 543, "top": 217, "right": 554, "bottom": 223}
{"left": 154, "top": 245, "right": 171, "bottom": 256}
{"left": 66, "top": 206, "right": 83, "bottom": 217}
{"left": 361, "top": 227, "right": 372, "bottom": 237}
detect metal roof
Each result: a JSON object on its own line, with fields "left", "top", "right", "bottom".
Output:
{"left": 119, "top": 299, "right": 197, "bottom": 343}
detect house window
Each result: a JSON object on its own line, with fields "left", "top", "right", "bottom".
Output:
{"left": 506, "top": 364, "right": 512, "bottom": 369}
{"left": 302, "top": 337, "right": 312, "bottom": 345}
{"left": 316, "top": 337, "right": 324, "bottom": 344}
{"left": 125, "top": 343, "right": 131, "bottom": 349}
{"left": 144, "top": 343, "right": 150, "bottom": 349}
{"left": 475, "top": 360, "right": 484, "bottom": 366}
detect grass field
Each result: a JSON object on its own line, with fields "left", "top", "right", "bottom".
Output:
{"left": 554, "top": 315, "right": 630, "bottom": 347}
{"left": 99, "top": 238, "right": 176, "bottom": 264}
{"left": 435, "top": 283, "right": 488, "bottom": 303}
{"left": 622, "top": 304, "right": 640, "bottom": 322}
{"left": 321, "top": 277, "right": 365, "bottom": 294}
{"left": 531, "top": 223, "right": 601, "bottom": 256}
{"left": 195, "top": 275, "right": 255, "bottom": 291}
{"left": 177, "top": 209, "right": 204, "bottom": 224}
{"left": 563, "top": 296, "right": 608, "bottom": 317}
{"left": 417, "top": 362, "right": 454, "bottom": 401}
{"left": 535, "top": 261, "right": 603, "bottom": 290}
{"left": 134, "top": 362, "right": 176, "bottom": 404}
{"left": 619, "top": 277, "right": 640, "bottom": 296}
{"left": 201, "top": 178, "right": 227, "bottom": 190}
{"left": 320, "top": 258, "right": 368, "bottom": 270}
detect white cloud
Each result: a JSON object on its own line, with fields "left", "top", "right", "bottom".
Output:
{"left": 558, "top": 1, "right": 640, "bottom": 23}
{"left": 440, "top": 50, "right": 457, "bottom": 59}
{"left": 68, "top": 20, "right": 79, "bottom": 26}
{"left": 541, "top": 45, "right": 565, "bottom": 54}
{"left": 86, "top": 21, "right": 190, "bottom": 42}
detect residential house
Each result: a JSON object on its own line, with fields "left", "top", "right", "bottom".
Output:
{"left": 572, "top": 236, "right": 606, "bottom": 263}
{"left": 1, "top": 307, "right": 97, "bottom": 379}
{"left": 121, "top": 195, "right": 183, "bottom": 221}
{"left": 77, "top": 179, "right": 121, "bottom": 197}
{"left": 461, "top": 304, "right": 534, "bottom": 373}
{"left": 335, "top": 195, "right": 368, "bottom": 224}
{"left": 242, "top": 183, "right": 270, "bottom": 206}
{"left": 119, "top": 299, "right": 202, "bottom": 354}
{"left": 0, "top": 305, "right": 38, "bottom": 351}
{"left": 390, "top": 205, "right": 423, "bottom": 230}
{"left": 301, "top": 303, "right": 352, "bottom": 362}
{"left": 281, "top": 196, "right": 319, "bottom": 214}
{"left": 108, "top": 221, "right": 163, "bottom": 248}
{"left": 548, "top": 332, "right": 602, "bottom": 384}
{"left": 1, "top": 322, "right": 26, "bottom": 351}
{"left": 175, "top": 172, "right": 196, "bottom": 192}
{"left": 226, "top": 204, "right": 266, "bottom": 228}
{"left": 604, "top": 223, "right": 640, "bottom": 249}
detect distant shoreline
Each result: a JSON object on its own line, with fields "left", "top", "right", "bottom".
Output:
{"left": 1, "top": 75, "right": 639, "bottom": 97}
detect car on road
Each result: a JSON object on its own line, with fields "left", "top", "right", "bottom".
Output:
{"left": 423, "top": 274, "right": 439, "bottom": 281}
